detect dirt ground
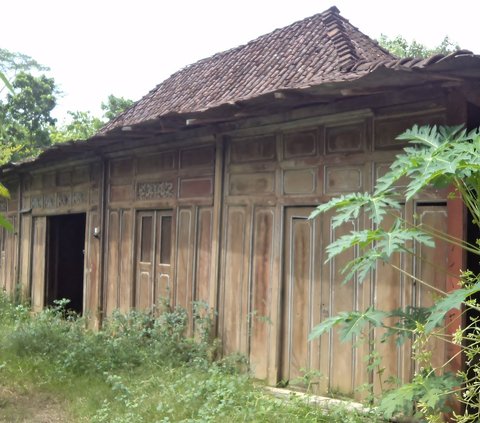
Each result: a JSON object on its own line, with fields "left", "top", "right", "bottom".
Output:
{"left": 0, "top": 386, "right": 70, "bottom": 423}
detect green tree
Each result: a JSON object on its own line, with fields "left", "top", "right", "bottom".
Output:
{"left": 50, "top": 110, "right": 103, "bottom": 144}
{"left": 310, "top": 125, "right": 480, "bottom": 421}
{"left": 101, "top": 94, "right": 134, "bottom": 121}
{"left": 378, "top": 35, "right": 460, "bottom": 58}
{"left": 0, "top": 72, "right": 56, "bottom": 162}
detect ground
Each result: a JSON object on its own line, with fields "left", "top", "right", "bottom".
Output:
{"left": 0, "top": 386, "right": 70, "bottom": 423}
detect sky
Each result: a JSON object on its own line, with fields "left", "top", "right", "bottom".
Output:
{"left": 1, "top": 0, "right": 479, "bottom": 122}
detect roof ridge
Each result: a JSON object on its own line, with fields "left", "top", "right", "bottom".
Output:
{"left": 320, "top": 6, "right": 359, "bottom": 70}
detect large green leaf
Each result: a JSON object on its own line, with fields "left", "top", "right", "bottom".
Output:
{"left": 309, "top": 307, "right": 387, "bottom": 342}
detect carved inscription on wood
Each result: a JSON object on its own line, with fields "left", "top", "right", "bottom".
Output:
{"left": 137, "top": 182, "right": 175, "bottom": 200}
{"left": 30, "top": 191, "right": 88, "bottom": 209}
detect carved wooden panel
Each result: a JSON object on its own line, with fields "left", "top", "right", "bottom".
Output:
{"left": 325, "top": 166, "right": 363, "bottom": 194}
{"left": 230, "top": 135, "right": 276, "bottom": 163}
{"left": 180, "top": 146, "right": 214, "bottom": 169}
{"left": 249, "top": 208, "right": 274, "bottom": 380}
{"left": 179, "top": 178, "right": 212, "bottom": 198}
{"left": 229, "top": 173, "right": 275, "bottom": 196}
{"left": 136, "top": 181, "right": 175, "bottom": 200}
{"left": 283, "top": 130, "right": 317, "bottom": 158}
{"left": 283, "top": 169, "right": 316, "bottom": 195}
{"left": 375, "top": 112, "right": 445, "bottom": 149}
{"left": 326, "top": 122, "right": 365, "bottom": 154}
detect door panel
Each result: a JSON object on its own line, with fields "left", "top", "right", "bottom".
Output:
{"left": 281, "top": 207, "right": 322, "bottom": 385}
{"left": 135, "top": 210, "right": 174, "bottom": 310}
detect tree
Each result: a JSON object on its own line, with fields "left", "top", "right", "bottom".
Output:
{"left": 50, "top": 111, "right": 103, "bottom": 144}
{"left": 378, "top": 35, "right": 460, "bottom": 58}
{"left": 0, "top": 48, "right": 48, "bottom": 97}
{"left": 310, "top": 125, "right": 480, "bottom": 421}
{"left": 101, "top": 94, "right": 134, "bottom": 121}
{"left": 0, "top": 71, "right": 56, "bottom": 162}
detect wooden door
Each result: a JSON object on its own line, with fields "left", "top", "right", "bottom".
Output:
{"left": 281, "top": 207, "right": 322, "bottom": 385}
{"left": 135, "top": 210, "right": 174, "bottom": 310}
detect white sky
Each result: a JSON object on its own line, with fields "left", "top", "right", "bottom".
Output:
{"left": 1, "top": 0, "right": 479, "bottom": 122}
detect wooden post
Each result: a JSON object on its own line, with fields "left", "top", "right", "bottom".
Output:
{"left": 209, "top": 136, "right": 225, "bottom": 333}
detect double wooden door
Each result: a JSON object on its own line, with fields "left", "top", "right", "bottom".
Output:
{"left": 135, "top": 210, "right": 174, "bottom": 309}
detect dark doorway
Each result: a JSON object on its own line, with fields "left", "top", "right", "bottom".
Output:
{"left": 45, "top": 213, "right": 86, "bottom": 314}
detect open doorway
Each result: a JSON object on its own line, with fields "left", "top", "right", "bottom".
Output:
{"left": 45, "top": 213, "right": 86, "bottom": 314}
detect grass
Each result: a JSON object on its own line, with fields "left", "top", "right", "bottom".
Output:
{"left": 0, "top": 294, "right": 384, "bottom": 422}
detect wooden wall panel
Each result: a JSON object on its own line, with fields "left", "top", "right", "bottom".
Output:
{"left": 373, "top": 210, "right": 407, "bottom": 393}
{"left": 195, "top": 207, "right": 213, "bottom": 305}
{"left": 325, "top": 166, "right": 363, "bottom": 194}
{"left": 0, "top": 227, "right": 5, "bottom": 291}
{"left": 374, "top": 112, "right": 445, "bottom": 149}
{"left": 179, "top": 178, "right": 213, "bottom": 198}
{"left": 325, "top": 122, "right": 365, "bottom": 154}
{"left": 176, "top": 208, "right": 195, "bottom": 311}
{"left": 105, "top": 211, "right": 120, "bottom": 313}
{"left": 135, "top": 211, "right": 154, "bottom": 310}
{"left": 325, "top": 216, "right": 365, "bottom": 395}
{"left": 283, "top": 130, "right": 317, "bottom": 158}
{"left": 119, "top": 209, "right": 134, "bottom": 311}
{"left": 281, "top": 207, "right": 323, "bottom": 387}
{"left": 415, "top": 203, "right": 449, "bottom": 371}
{"left": 31, "top": 217, "right": 46, "bottom": 312}
{"left": 4, "top": 216, "right": 18, "bottom": 295}
{"left": 221, "top": 206, "right": 250, "bottom": 355}
{"left": 180, "top": 146, "right": 215, "bottom": 169}
{"left": 249, "top": 207, "right": 274, "bottom": 380}
{"left": 283, "top": 169, "right": 316, "bottom": 195}
{"left": 137, "top": 152, "right": 176, "bottom": 175}
{"left": 85, "top": 212, "right": 101, "bottom": 325}
{"left": 229, "top": 173, "right": 275, "bottom": 196}
{"left": 18, "top": 215, "right": 33, "bottom": 299}
{"left": 230, "top": 135, "right": 276, "bottom": 163}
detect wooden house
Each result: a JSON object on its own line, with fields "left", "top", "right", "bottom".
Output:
{"left": 1, "top": 6, "right": 479, "bottom": 398}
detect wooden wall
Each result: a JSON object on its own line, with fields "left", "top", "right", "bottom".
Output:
{"left": 0, "top": 90, "right": 460, "bottom": 400}
{"left": 104, "top": 143, "right": 216, "bottom": 332}
{"left": 0, "top": 162, "right": 103, "bottom": 322}
{"left": 218, "top": 104, "right": 451, "bottom": 396}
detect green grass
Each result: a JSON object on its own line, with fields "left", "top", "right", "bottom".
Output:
{"left": 0, "top": 294, "right": 383, "bottom": 422}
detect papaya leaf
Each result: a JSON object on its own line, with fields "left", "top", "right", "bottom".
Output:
{"left": 425, "top": 286, "right": 480, "bottom": 333}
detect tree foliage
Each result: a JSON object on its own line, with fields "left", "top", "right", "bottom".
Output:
{"left": 378, "top": 34, "right": 460, "bottom": 58}
{"left": 50, "top": 110, "right": 103, "bottom": 143}
{"left": 101, "top": 94, "right": 133, "bottom": 121}
{"left": 310, "top": 125, "right": 480, "bottom": 421}
{"left": 0, "top": 72, "right": 56, "bottom": 163}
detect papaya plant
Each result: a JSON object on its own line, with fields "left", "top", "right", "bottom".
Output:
{"left": 309, "top": 125, "right": 480, "bottom": 421}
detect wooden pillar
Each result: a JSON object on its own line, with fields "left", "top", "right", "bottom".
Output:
{"left": 209, "top": 136, "right": 225, "bottom": 331}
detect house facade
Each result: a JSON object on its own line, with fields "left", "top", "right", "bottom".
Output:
{"left": 1, "top": 7, "right": 478, "bottom": 397}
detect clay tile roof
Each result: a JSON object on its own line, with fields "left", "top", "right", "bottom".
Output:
{"left": 100, "top": 6, "right": 393, "bottom": 134}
